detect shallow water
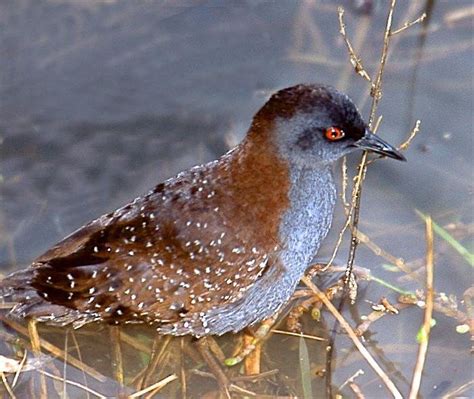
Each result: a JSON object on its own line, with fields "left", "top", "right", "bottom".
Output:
{"left": 0, "top": 1, "right": 472, "bottom": 398}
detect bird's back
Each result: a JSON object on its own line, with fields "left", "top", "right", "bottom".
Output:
{"left": 0, "top": 133, "right": 293, "bottom": 335}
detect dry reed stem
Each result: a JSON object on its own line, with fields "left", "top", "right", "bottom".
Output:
{"left": 129, "top": 374, "right": 178, "bottom": 398}
{"left": 408, "top": 216, "right": 434, "bottom": 399}
{"left": 27, "top": 320, "right": 47, "bottom": 399}
{"left": 441, "top": 379, "right": 474, "bottom": 399}
{"left": 70, "top": 330, "right": 91, "bottom": 399}
{"left": 119, "top": 330, "right": 150, "bottom": 353}
{"left": 40, "top": 370, "right": 106, "bottom": 399}
{"left": 349, "top": 381, "right": 365, "bottom": 399}
{"left": 109, "top": 326, "right": 124, "bottom": 388}
{"left": 207, "top": 336, "right": 226, "bottom": 363}
{"left": 339, "top": 368, "right": 364, "bottom": 391}
{"left": 179, "top": 339, "right": 187, "bottom": 399}
{"left": 341, "top": 157, "right": 349, "bottom": 209}
{"left": 3, "top": 319, "right": 106, "bottom": 382}
{"left": 1, "top": 372, "right": 16, "bottom": 399}
{"left": 271, "top": 329, "right": 325, "bottom": 341}
{"left": 11, "top": 350, "right": 27, "bottom": 388}
{"left": 62, "top": 331, "right": 68, "bottom": 399}
{"left": 138, "top": 335, "right": 172, "bottom": 389}
{"left": 301, "top": 276, "right": 403, "bottom": 399}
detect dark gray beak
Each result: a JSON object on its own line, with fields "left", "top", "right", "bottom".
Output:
{"left": 354, "top": 129, "right": 406, "bottom": 161}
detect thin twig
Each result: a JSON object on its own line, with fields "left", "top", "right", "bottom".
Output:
{"left": 356, "top": 230, "right": 415, "bottom": 276}
{"left": 3, "top": 319, "right": 106, "bottom": 382}
{"left": 120, "top": 330, "right": 151, "bottom": 353}
{"left": 369, "top": 0, "right": 397, "bottom": 123}
{"left": 349, "top": 381, "right": 366, "bottom": 399}
{"left": 179, "top": 339, "right": 187, "bottom": 398}
{"left": 337, "top": 11, "right": 371, "bottom": 91}
{"left": 62, "top": 330, "right": 68, "bottom": 399}
{"left": 301, "top": 276, "right": 403, "bottom": 399}
{"left": 11, "top": 350, "right": 27, "bottom": 388}
{"left": 70, "top": 330, "right": 90, "bottom": 399}
{"left": 27, "top": 320, "right": 47, "bottom": 399}
{"left": 2, "top": 319, "right": 106, "bottom": 382}
{"left": 399, "top": 120, "right": 421, "bottom": 150}
{"left": 391, "top": 13, "right": 427, "bottom": 36}
{"left": 271, "top": 329, "right": 326, "bottom": 341}
{"left": 372, "top": 115, "right": 383, "bottom": 134}
{"left": 40, "top": 370, "right": 106, "bottom": 399}
{"left": 230, "top": 369, "right": 279, "bottom": 383}
{"left": 337, "top": 7, "right": 372, "bottom": 82}
{"left": 1, "top": 372, "right": 16, "bottom": 399}
{"left": 339, "top": 368, "right": 364, "bottom": 390}
{"left": 441, "top": 379, "right": 474, "bottom": 399}
{"left": 341, "top": 157, "right": 350, "bottom": 209}
{"left": 408, "top": 216, "right": 434, "bottom": 399}
{"left": 129, "top": 374, "right": 178, "bottom": 398}
{"left": 344, "top": 0, "right": 397, "bottom": 299}
{"left": 139, "top": 336, "right": 172, "bottom": 389}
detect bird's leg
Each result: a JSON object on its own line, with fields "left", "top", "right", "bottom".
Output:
{"left": 243, "top": 332, "right": 261, "bottom": 375}
{"left": 224, "top": 312, "right": 280, "bottom": 367}
{"left": 194, "top": 337, "right": 232, "bottom": 398}
{"left": 305, "top": 262, "right": 330, "bottom": 278}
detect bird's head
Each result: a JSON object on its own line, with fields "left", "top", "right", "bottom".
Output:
{"left": 252, "top": 84, "right": 405, "bottom": 168}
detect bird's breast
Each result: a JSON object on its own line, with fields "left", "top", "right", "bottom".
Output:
{"left": 278, "top": 165, "right": 336, "bottom": 275}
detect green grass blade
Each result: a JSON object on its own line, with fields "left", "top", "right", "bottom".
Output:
{"left": 416, "top": 210, "right": 474, "bottom": 267}
{"left": 369, "top": 275, "right": 415, "bottom": 296}
{"left": 299, "top": 336, "right": 313, "bottom": 399}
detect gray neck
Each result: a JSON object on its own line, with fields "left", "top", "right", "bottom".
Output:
{"left": 279, "top": 164, "right": 336, "bottom": 276}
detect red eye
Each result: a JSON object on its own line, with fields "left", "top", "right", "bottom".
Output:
{"left": 324, "top": 127, "right": 345, "bottom": 141}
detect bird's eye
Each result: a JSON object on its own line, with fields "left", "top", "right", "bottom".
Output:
{"left": 324, "top": 127, "right": 345, "bottom": 141}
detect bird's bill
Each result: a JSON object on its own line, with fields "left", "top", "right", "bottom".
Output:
{"left": 354, "top": 130, "right": 406, "bottom": 161}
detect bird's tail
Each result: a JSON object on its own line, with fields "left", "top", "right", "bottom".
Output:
{"left": 0, "top": 269, "right": 82, "bottom": 326}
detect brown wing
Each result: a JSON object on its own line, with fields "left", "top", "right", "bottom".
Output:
{"left": 19, "top": 164, "right": 282, "bottom": 331}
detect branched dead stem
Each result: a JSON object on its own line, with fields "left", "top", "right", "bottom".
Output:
{"left": 337, "top": 7, "right": 372, "bottom": 82}
{"left": 301, "top": 276, "right": 403, "bottom": 399}
{"left": 343, "top": 0, "right": 397, "bottom": 299}
{"left": 392, "top": 13, "right": 427, "bottom": 36}
{"left": 311, "top": 2, "right": 429, "bottom": 397}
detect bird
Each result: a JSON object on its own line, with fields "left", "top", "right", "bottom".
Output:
{"left": 0, "top": 83, "right": 405, "bottom": 337}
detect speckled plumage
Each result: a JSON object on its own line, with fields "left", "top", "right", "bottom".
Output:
{"left": 0, "top": 84, "right": 404, "bottom": 336}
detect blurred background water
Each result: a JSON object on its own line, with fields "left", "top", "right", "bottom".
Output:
{"left": 0, "top": 1, "right": 472, "bottom": 398}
